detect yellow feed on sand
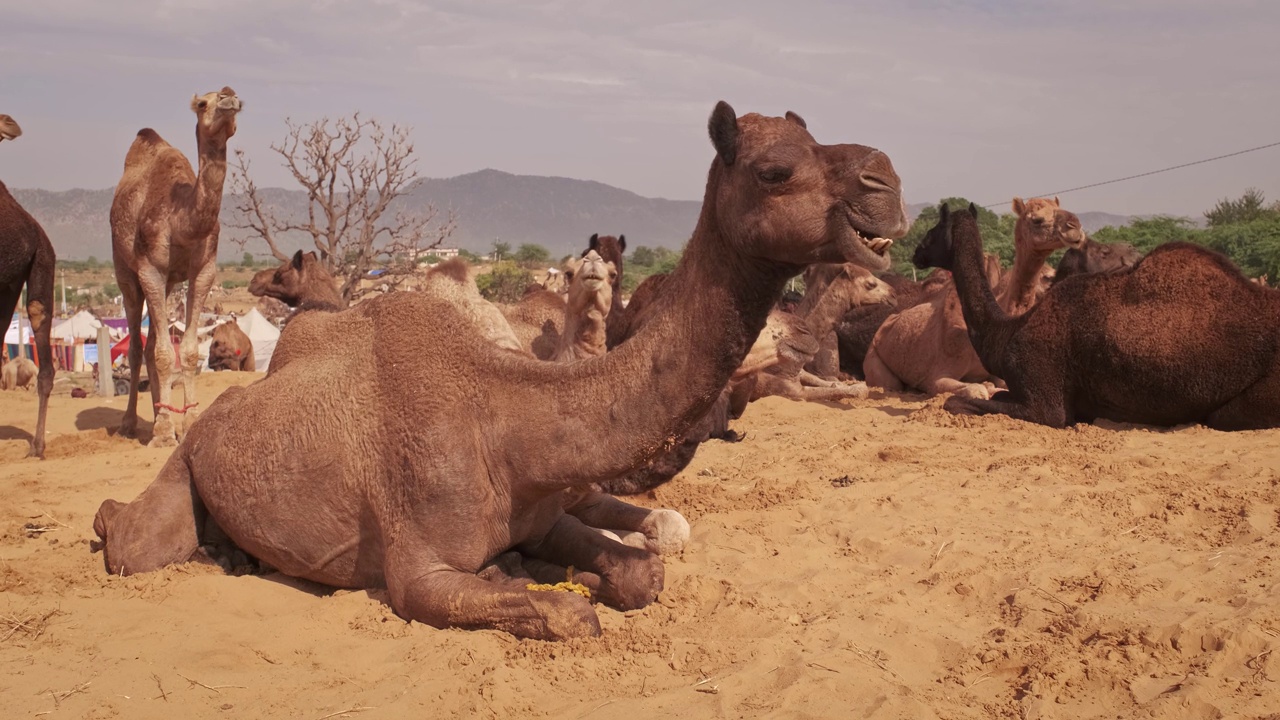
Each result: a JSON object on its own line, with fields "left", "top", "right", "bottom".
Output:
{"left": 526, "top": 566, "right": 592, "bottom": 600}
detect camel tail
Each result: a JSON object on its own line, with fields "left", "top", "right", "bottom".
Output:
{"left": 94, "top": 449, "right": 203, "bottom": 576}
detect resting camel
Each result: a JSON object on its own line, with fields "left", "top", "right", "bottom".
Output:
{"left": 112, "top": 87, "right": 243, "bottom": 446}
{"left": 915, "top": 203, "right": 1280, "bottom": 429}
{"left": 207, "top": 321, "right": 254, "bottom": 372}
{"left": 864, "top": 198, "right": 1084, "bottom": 398}
{"left": 834, "top": 270, "right": 951, "bottom": 378}
{"left": 1, "top": 357, "right": 38, "bottom": 391}
{"left": 249, "top": 250, "right": 343, "bottom": 312}
{"left": 1054, "top": 237, "right": 1141, "bottom": 284}
{"left": 0, "top": 114, "right": 56, "bottom": 457}
{"left": 93, "top": 102, "right": 908, "bottom": 640}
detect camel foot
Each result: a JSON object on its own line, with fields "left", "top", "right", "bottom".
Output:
{"left": 597, "top": 550, "right": 664, "bottom": 611}
{"left": 148, "top": 417, "right": 178, "bottom": 448}
{"left": 526, "top": 591, "right": 603, "bottom": 639}
{"left": 638, "top": 509, "right": 691, "bottom": 556}
{"left": 952, "top": 383, "right": 992, "bottom": 401}
{"left": 117, "top": 418, "right": 139, "bottom": 439}
{"left": 943, "top": 395, "right": 987, "bottom": 416}
{"left": 147, "top": 433, "right": 178, "bottom": 449}
{"left": 26, "top": 441, "right": 45, "bottom": 459}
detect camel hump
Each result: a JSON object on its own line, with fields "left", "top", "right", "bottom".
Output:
{"left": 428, "top": 258, "right": 470, "bottom": 284}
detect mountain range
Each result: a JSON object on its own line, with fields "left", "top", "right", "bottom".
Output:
{"left": 10, "top": 169, "right": 1141, "bottom": 261}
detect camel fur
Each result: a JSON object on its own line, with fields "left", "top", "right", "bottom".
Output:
{"left": 249, "top": 250, "right": 344, "bottom": 312}
{"left": 111, "top": 87, "right": 243, "bottom": 446}
{"left": 864, "top": 197, "right": 1084, "bottom": 398}
{"left": 1054, "top": 236, "right": 1141, "bottom": 284}
{"left": 916, "top": 202, "right": 1280, "bottom": 429}
{"left": 92, "top": 102, "right": 909, "bottom": 640}
{"left": 207, "top": 321, "right": 255, "bottom": 372}
{"left": 0, "top": 114, "right": 56, "bottom": 457}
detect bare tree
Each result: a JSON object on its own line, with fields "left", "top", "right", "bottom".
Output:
{"left": 229, "top": 113, "right": 455, "bottom": 305}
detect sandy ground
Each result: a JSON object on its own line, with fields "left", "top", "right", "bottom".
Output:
{"left": 1, "top": 373, "right": 1278, "bottom": 719}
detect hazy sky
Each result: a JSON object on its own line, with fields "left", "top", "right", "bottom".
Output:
{"left": 2, "top": 0, "right": 1277, "bottom": 216}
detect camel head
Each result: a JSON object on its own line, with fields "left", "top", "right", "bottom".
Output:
{"left": 0, "top": 114, "right": 21, "bottom": 143}
{"left": 704, "top": 101, "right": 909, "bottom": 272}
{"left": 585, "top": 233, "right": 626, "bottom": 262}
{"left": 1012, "top": 196, "right": 1085, "bottom": 254}
{"left": 830, "top": 264, "right": 896, "bottom": 309}
{"left": 191, "top": 86, "right": 242, "bottom": 146}
{"left": 564, "top": 249, "right": 616, "bottom": 316}
{"left": 250, "top": 250, "right": 322, "bottom": 307}
{"left": 912, "top": 202, "right": 971, "bottom": 272}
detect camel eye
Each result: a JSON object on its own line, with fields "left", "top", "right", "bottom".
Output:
{"left": 757, "top": 167, "right": 792, "bottom": 184}
{"left": 1032, "top": 216, "right": 1046, "bottom": 226}
{"left": 198, "top": 100, "right": 208, "bottom": 110}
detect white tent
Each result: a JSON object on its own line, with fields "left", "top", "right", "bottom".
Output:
{"left": 51, "top": 310, "right": 103, "bottom": 342}
{"left": 200, "top": 308, "right": 280, "bottom": 372}
{"left": 4, "top": 314, "right": 32, "bottom": 345}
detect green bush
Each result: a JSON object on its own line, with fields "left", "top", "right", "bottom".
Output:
{"left": 476, "top": 261, "right": 534, "bottom": 303}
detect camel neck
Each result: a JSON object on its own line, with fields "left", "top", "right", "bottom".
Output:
{"left": 189, "top": 137, "right": 228, "bottom": 237}
{"left": 948, "top": 216, "right": 1011, "bottom": 360}
{"left": 1001, "top": 244, "right": 1052, "bottom": 315}
{"left": 555, "top": 299, "right": 608, "bottom": 361}
{"left": 534, "top": 171, "right": 793, "bottom": 487}
{"left": 795, "top": 273, "right": 851, "bottom": 339}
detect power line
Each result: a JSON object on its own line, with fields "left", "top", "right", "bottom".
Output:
{"left": 981, "top": 140, "right": 1280, "bottom": 209}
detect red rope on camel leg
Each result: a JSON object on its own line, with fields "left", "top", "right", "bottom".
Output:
{"left": 154, "top": 402, "right": 199, "bottom": 415}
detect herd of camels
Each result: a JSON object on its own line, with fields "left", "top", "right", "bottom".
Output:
{"left": 3, "top": 90, "right": 1279, "bottom": 640}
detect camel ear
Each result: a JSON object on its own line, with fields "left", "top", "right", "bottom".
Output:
{"left": 588, "top": 233, "right": 599, "bottom": 251}
{"left": 291, "top": 250, "right": 305, "bottom": 270}
{"left": 1012, "top": 197, "right": 1026, "bottom": 216}
{"left": 784, "top": 111, "right": 807, "bottom": 129}
{"left": 708, "top": 101, "right": 739, "bottom": 166}
{"left": 305, "top": 251, "right": 318, "bottom": 263}
{"left": 190, "top": 95, "right": 204, "bottom": 113}
{"left": 618, "top": 234, "right": 626, "bottom": 252}
{"left": 938, "top": 203, "right": 950, "bottom": 222}
{"left": 1053, "top": 196, "right": 1061, "bottom": 207}
{"left": 969, "top": 202, "right": 979, "bottom": 216}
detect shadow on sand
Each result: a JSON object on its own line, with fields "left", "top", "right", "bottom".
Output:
{"left": 0, "top": 425, "right": 33, "bottom": 442}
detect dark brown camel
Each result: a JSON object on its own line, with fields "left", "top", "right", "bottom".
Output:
{"left": 93, "top": 102, "right": 908, "bottom": 640}
{"left": 0, "top": 114, "right": 57, "bottom": 458}
{"left": 913, "top": 203, "right": 1280, "bottom": 429}
{"left": 1053, "top": 237, "right": 1141, "bottom": 284}
{"left": 207, "top": 321, "right": 254, "bottom": 371}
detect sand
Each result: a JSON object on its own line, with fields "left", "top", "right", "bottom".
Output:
{"left": 2, "top": 374, "right": 1278, "bottom": 719}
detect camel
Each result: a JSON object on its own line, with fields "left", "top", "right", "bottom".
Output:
{"left": 248, "top": 250, "right": 343, "bottom": 312}
{"left": 915, "top": 203, "right": 1280, "bottom": 428}
{"left": 1, "top": 356, "right": 38, "bottom": 390}
{"left": 582, "top": 234, "right": 631, "bottom": 347}
{"left": 1, "top": 114, "right": 56, "bottom": 457}
{"left": 501, "top": 289, "right": 568, "bottom": 360}
{"left": 797, "top": 262, "right": 897, "bottom": 381}
{"left": 834, "top": 270, "right": 950, "bottom": 378}
{"left": 554, "top": 250, "right": 616, "bottom": 362}
{"left": 1054, "top": 236, "right": 1141, "bottom": 284}
{"left": 863, "top": 198, "right": 1084, "bottom": 398}
{"left": 207, "top": 321, "right": 254, "bottom": 372}
{"left": 111, "top": 87, "right": 243, "bottom": 447}
{"left": 92, "top": 102, "right": 908, "bottom": 640}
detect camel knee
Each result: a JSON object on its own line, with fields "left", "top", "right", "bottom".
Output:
{"left": 862, "top": 348, "right": 901, "bottom": 391}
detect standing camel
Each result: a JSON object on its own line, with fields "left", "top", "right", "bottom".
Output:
{"left": 111, "top": 87, "right": 242, "bottom": 446}
{"left": 94, "top": 102, "right": 909, "bottom": 640}
{"left": 0, "top": 113, "right": 57, "bottom": 458}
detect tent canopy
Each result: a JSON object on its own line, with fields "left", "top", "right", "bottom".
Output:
{"left": 51, "top": 310, "right": 103, "bottom": 342}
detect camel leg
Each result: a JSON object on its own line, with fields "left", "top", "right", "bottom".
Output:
{"left": 519, "top": 513, "right": 664, "bottom": 611}
{"left": 478, "top": 551, "right": 605, "bottom": 598}
{"left": 25, "top": 240, "right": 55, "bottom": 458}
{"left": 383, "top": 545, "right": 601, "bottom": 640}
{"left": 178, "top": 257, "right": 217, "bottom": 433}
{"left": 943, "top": 393, "right": 1068, "bottom": 428}
{"left": 862, "top": 346, "right": 904, "bottom": 392}
{"left": 116, "top": 273, "right": 146, "bottom": 438}
{"left": 1205, "top": 367, "right": 1280, "bottom": 430}
{"left": 138, "top": 271, "right": 177, "bottom": 447}
{"left": 928, "top": 377, "right": 991, "bottom": 400}
{"left": 93, "top": 450, "right": 203, "bottom": 575}
{"left": 798, "top": 369, "right": 838, "bottom": 388}
{"left": 801, "top": 382, "right": 869, "bottom": 402}
{"left": 563, "top": 491, "right": 690, "bottom": 555}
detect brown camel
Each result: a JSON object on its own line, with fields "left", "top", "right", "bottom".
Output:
{"left": 1, "top": 356, "right": 38, "bottom": 390}
{"left": 501, "top": 289, "right": 568, "bottom": 360}
{"left": 582, "top": 234, "right": 631, "bottom": 348}
{"left": 915, "top": 202, "right": 1280, "bottom": 428}
{"left": 248, "top": 250, "right": 344, "bottom": 311}
{"left": 92, "top": 102, "right": 908, "bottom": 640}
{"left": 750, "top": 264, "right": 895, "bottom": 402}
{"left": 833, "top": 270, "right": 951, "bottom": 378}
{"left": 111, "top": 87, "right": 243, "bottom": 447}
{"left": 796, "top": 262, "right": 897, "bottom": 382}
{"left": 1053, "top": 237, "right": 1141, "bottom": 284}
{"left": 207, "top": 321, "right": 254, "bottom": 372}
{"left": 1, "top": 114, "right": 56, "bottom": 457}
{"left": 554, "top": 250, "right": 616, "bottom": 362}
{"left": 863, "top": 197, "right": 1084, "bottom": 398}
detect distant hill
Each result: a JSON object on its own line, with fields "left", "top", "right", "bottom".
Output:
{"left": 14, "top": 171, "right": 1141, "bottom": 260}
